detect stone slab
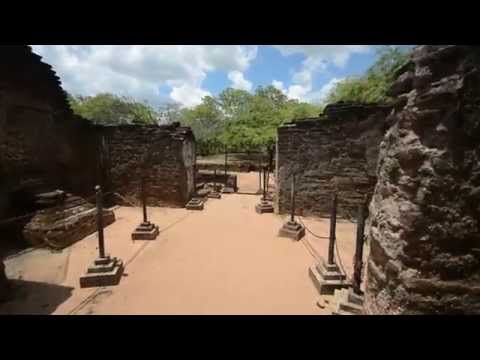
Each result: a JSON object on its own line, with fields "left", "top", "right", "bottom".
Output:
{"left": 309, "top": 260, "right": 350, "bottom": 295}
{"left": 278, "top": 221, "right": 305, "bottom": 240}
{"left": 255, "top": 201, "right": 274, "bottom": 214}
{"left": 331, "top": 288, "right": 364, "bottom": 315}
{"left": 131, "top": 223, "right": 160, "bottom": 240}
{"left": 222, "top": 187, "right": 235, "bottom": 193}
{"left": 207, "top": 192, "right": 222, "bottom": 199}
{"left": 80, "top": 258, "right": 124, "bottom": 288}
{"left": 186, "top": 198, "right": 204, "bottom": 210}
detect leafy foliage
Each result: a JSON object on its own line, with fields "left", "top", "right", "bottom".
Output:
{"left": 325, "top": 46, "right": 410, "bottom": 104}
{"left": 68, "top": 93, "right": 159, "bottom": 125}
{"left": 180, "top": 86, "right": 321, "bottom": 155}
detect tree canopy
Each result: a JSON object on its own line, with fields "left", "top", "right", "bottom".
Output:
{"left": 68, "top": 93, "right": 160, "bottom": 125}
{"left": 179, "top": 86, "right": 321, "bottom": 155}
{"left": 325, "top": 46, "right": 410, "bottom": 104}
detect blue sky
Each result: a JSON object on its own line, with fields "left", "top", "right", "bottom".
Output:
{"left": 31, "top": 45, "right": 410, "bottom": 108}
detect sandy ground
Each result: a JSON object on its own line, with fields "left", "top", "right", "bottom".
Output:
{"left": 0, "top": 172, "right": 355, "bottom": 315}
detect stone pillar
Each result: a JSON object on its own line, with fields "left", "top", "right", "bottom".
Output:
{"left": 0, "top": 259, "right": 9, "bottom": 301}
{"left": 364, "top": 46, "right": 480, "bottom": 314}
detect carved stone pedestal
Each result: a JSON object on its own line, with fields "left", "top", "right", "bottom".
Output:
{"left": 255, "top": 199, "right": 274, "bottom": 214}
{"left": 278, "top": 220, "right": 305, "bottom": 240}
{"left": 186, "top": 198, "right": 205, "bottom": 210}
{"left": 309, "top": 258, "right": 349, "bottom": 295}
{"left": 207, "top": 191, "right": 222, "bottom": 199}
{"left": 331, "top": 288, "right": 364, "bottom": 315}
{"left": 79, "top": 255, "right": 124, "bottom": 288}
{"left": 131, "top": 221, "right": 159, "bottom": 240}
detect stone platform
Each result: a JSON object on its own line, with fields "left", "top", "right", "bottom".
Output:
{"left": 278, "top": 220, "right": 305, "bottom": 240}
{"left": 331, "top": 288, "right": 364, "bottom": 315}
{"left": 131, "top": 221, "right": 159, "bottom": 240}
{"left": 186, "top": 198, "right": 205, "bottom": 210}
{"left": 23, "top": 193, "right": 115, "bottom": 249}
{"left": 0, "top": 260, "right": 9, "bottom": 301}
{"left": 309, "top": 258, "right": 350, "bottom": 295}
{"left": 255, "top": 200, "right": 274, "bottom": 214}
{"left": 207, "top": 191, "right": 222, "bottom": 199}
{"left": 79, "top": 255, "right": 124, "bottom": 288}
{"left": 222, "top": 186, "right": 235, "bottom": 194}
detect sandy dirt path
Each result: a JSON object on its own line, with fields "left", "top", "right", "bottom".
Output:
{"left": 1, "top": 172, "right": 355, "bottom": 315}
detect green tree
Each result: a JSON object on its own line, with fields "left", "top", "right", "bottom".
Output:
{"left": 325, "top": 46, "right": 410, "bottom": 104}
{"left": 68, "top": 93, "right": 159, "bottom": 125}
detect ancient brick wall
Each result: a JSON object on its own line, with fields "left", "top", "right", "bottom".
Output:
{"left": 364, "top": 46, "right": 480, "bottom": 314}
{"left": 0, "top": 46, "right": 101, "bottom": 224}
{"left": 275, "top": 103, "right": 391, "bottom": 218}
{"left": 102, "top": 123, "right": 195, "bottom": 207}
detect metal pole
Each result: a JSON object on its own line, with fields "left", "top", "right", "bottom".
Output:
{"left": 290, "top": 174, "right": 295, "bottom": 223}
{"left": 214, "top": 168, "right": 217, "bottom": 192}
{"left": 353, "top": 197, "right": 367, "bottom": 295}
{"left": 328, "top": 193, "right": 337, "bottom": 265}
{"left": 193, "top": 164, "right": 197, "bottom": 196}
{"left": 142, "top": 178, "right": 148, "bottom": 224}
{"left": 224, "top": 148, "right": 228, "bottom": 183}
{"left": 262, "top": 166, "right": 267, "bottom": 201}
{"left": 95, "top": 185, "right": 106, "bottom": 259}
{"left": 258, "top": 157, "right": 262, "bottom": 192}
{"left": 266, "top": 167, "right": 270, "bottom": 194}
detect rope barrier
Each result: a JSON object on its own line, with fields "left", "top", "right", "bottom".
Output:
{"left": 297, "top": 215, "right": 351, "bottom": 282}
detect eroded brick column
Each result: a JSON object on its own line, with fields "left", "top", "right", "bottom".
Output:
{"left": 364, "top": 46, "right": 480, "bottom": 314}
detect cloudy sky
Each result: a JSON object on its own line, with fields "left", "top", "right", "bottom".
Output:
{"left": 31, "top": 45, "right": 409, "bottom": 108}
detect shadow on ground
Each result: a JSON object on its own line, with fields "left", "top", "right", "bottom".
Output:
{"left": 0, "top": 279, "right": 74, "bottom": 315}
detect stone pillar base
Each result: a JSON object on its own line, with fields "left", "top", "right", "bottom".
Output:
{"left": 131, "top": 221, "right": 159, "bottom": 240}
{"left": 79, "top": 255, "right": 124, "bottom": 288}
{"left": 207, "top": 191, "right": 222, "bottom": 199}
{"left": 186, "top": 198, "right": 205, "bottom": 210}
{"left": 255, "top": 200, "right": 274, "bottom": 214}
{"left": 0, "top": 260, "right": 9, "bottom": 302}
{"left": 222, "top": 187, "right": 235, "bottom": 193}
{"left": 309, "top": 258, "right": 349, "bottom": 295}
{"left": 331, "top": 288, "right": 364, "bottom": 315}
{"left": 278, "top": 220, "right": 305, "bottom": 240}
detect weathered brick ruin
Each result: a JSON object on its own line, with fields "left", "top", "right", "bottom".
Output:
{"left": 101, "top": 124, "right": 195, "bottom": 207}
{"left": 364, "top": 45, "right": 480, "bottom": 314}
{"left": 0, "top": 46, "right": 195, "bottom": 258}
{"left": 276, "top": 102, "right": 391, "bottom": 218}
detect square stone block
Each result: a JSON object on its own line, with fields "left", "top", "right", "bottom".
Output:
{"left": 278, "top": 220, "right": 305, "bottom": 240}
{"left": 309, "top": 257, "right": 350, "bottom": 295}
{"left": 186, "top": 198, "right": 204, "bottom": 210}
{"left": 255, "top": 200, "right": 274, "bottom": 214}
{"left": 207, "top": 191, "right": 222, "bottom": 199}
{"left": 80, "top": 257, "right": 124, "bottom": 288}
{"left": 131, "top": 222, "right": 160, "bottom": 240}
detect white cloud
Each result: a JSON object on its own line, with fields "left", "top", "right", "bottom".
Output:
{"left": 227, "top": 70, "right": 253, "bottom": 92}
{"left": 272, "top": 80, "right": 285, "bottom": 91}
{"left": 304, "top": 77, "right": 344, "bottom": 104}
{"left": 272, "top": 45, "right": 371, "bottom": 102}
{"left": 169, "top": 83, "right": 211, "bottom": 108}
{"left": 31, "top": 45, "right": 258, "bottom": 108}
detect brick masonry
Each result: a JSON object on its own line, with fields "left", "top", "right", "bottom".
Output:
{"left": 275, "top": 102, "right": 391, "bottom": 218}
